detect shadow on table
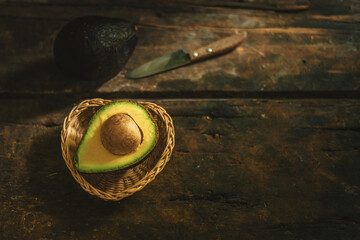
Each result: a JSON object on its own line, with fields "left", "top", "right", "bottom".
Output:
{"left": 1, "top": 57, "right": 105, "bottom": 96}
{"left": 0, "top": 57, "right": 112, "bottom": 127}
{"left": 25, "top": 127, "right": 129, "bottom": 232}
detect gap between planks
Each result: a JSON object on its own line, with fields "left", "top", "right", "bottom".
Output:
{"left": 1, "top": 91, "right": 359, "bottom": 100}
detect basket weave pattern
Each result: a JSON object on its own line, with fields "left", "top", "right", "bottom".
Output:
{"left": 61, "top": 98, "right": 175, "bottom": 201}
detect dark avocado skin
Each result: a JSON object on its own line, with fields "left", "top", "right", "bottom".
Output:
{"left": 54, "top": 16, "right": 137, "bottom": 81}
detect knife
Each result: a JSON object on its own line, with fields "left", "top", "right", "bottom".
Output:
{"left": 126, "top": 32, "right": 247, "bottom": 79}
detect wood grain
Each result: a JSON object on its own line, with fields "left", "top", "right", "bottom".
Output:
{"left": 0, "top": 2, "right": 359, "bottom": 96}
{"left": 0, "top": 0, "right": 310, "bottom": 11}
{"left": 0, "top": 98, "right": 359, "bottom": 239}
{"left": 0, "top": 0, "right": 359, "bottom": 239}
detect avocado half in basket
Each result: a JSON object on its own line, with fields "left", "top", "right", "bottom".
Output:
{"left": 76, "top": 101, "right": 158, "bottom": 172}
{"left": 61, "top": 99, "right": 175, "bottom": 201}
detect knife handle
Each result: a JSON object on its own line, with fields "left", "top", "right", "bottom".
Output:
{"left": 189, "top": 32, "right": 247, "bottom": 62}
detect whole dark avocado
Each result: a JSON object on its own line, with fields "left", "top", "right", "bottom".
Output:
{"left": 53, "top": 16, "right": 137, "bottom": 81}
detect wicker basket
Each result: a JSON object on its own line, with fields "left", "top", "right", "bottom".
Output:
{"left": 61, "top": 98, "right": 175, "bottom": 201}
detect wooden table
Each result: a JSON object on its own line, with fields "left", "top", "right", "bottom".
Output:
{"left": 1, "top": 0, "right": 359, "bottom": 239}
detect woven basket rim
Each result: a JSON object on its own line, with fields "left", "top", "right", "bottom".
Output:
{"left": 60, "top": 98, "right": 175, "bottom": 200}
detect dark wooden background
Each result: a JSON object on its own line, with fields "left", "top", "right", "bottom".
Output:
{"left": 0, "top": 0, "right": 359, "bottom": 239}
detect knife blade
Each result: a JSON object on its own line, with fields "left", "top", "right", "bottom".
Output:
{"left": 126, "top": 32, "right": 247, "bottom": 79}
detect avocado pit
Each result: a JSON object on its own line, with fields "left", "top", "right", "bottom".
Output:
{"left": 100, "top": 113, "right": 142, "bottom": 155}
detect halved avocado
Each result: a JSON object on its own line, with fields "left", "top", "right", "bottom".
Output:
{"left": 76, "top": 101, "right": 158, "bottom": 172}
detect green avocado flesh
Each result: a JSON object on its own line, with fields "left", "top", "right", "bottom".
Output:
{"left": 76, "top": 101, "right": 157, "bottom": 172}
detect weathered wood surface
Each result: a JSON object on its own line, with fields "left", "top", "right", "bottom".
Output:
{"left": 0, "top": 0, "right": 359, "bottom": 97}
{"left": 0, "top": 0, "right": 312, "bottom": 11}
{"left": 1, "top": 0, "right": 360, "bottom": 239}
{"left": 1, "top": 98, "right": 360, "bottom": 239}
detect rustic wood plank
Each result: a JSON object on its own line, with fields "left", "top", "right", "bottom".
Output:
{"left": 1, "top": 0, "right": 357, "bottom": 14}
{"left": 1, "top": 98, "right": 359, "bottom": 239}
{"left": 1, "top": 1, "right": 359, "bottom": 239}
{"left": 0, "top": 0, "right": 311, "bottom": 12}
{"left": 0, "top": 4, "right": 359, "bottom": 96}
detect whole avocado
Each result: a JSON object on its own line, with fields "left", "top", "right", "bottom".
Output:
{"left": 53, "top": 16, "right": 137, "bottom": 81}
